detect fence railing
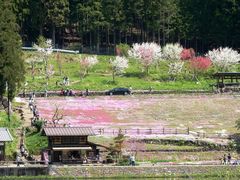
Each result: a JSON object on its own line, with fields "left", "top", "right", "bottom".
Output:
{"left": 94, "top": 128, "right": 190, "bottom": 136}
{"left": 191, "top": 132, "right": 230, "bottom": 139}
{"left": 94, "top": 128, "right": 231, "bottom": 139}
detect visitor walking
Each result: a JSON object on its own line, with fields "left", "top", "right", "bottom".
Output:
{"left": 129, "top": 154, "right": 135, "bottom": 166}
{"left": 227, "top": 153, "right": 232, "bottom": 165}
{"left": 223, "top": 154, "right": 227, "bottom": 165}
{"left": 16, "top": 155, "right": 20, "bottom": 167}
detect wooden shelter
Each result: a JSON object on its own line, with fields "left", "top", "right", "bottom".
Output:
{"left": 0, "top": 128, "right": 13, "bottom": 161}
{"left": 42, "top": 127, "right": 99, "bottom": 163}
{"left": 213, "top": 72, "right": 240, "bottom": 91}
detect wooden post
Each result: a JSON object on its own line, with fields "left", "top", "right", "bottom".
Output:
{"left": 187, "top": 127, "right": 190, "bottom": 135}
{"left": 149, "top": 128, "right": 152, "bottom": 135}
{"left": 163, "top": 128, "right": 165, "bottom": 134}
{"left": 175, "top": 129, "right": 178, "bottom": 134}
{"left": 125, "top": 129, "right": 127, "bottom": 134}
{"left": 137, "top": 129, "right": 140, "bottom": 135}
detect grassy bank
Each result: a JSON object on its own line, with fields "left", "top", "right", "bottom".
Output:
{"left": 23, "top": 51, "right": 214, "bottom": 92}
{"left": 25, "top": 131, "right": 48, "bottom": 155}
{"left": 0, "top": 111, "right": 21, "bottom": 159}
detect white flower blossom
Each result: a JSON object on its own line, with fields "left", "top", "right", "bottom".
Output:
{"left": 111, "top": 56, "right": 128, "bottom": 74}
{"left": 206, "top": 47, "right": 240, "bottom": 71}
{"left": 128, "top": 42, "right": 162, "bottom": 68}
{"left": 33, "top": 39, "right": 53, "bottom": 60}
{"left": 46, "top": 64, "right": 55, "bottom": 78}
{"left": 162, "top": 43, "right": 183, "bottom": 61}
{"left": 80, "top": 55, "right": 98, "bottom": 68}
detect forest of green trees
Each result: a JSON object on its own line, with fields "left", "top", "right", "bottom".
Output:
{"left": 14, "top": 0, "right": 240, "bottom": 53}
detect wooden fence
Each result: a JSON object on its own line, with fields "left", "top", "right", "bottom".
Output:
{"left": 94, "top": 127, "right": 190, "bottom": 136}
{"left": 94, "top": 128, "right": 231, "bottom": 139}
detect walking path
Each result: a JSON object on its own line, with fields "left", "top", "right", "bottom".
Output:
{"left": 14, "top": 98, "right": 33, "bottom": 164}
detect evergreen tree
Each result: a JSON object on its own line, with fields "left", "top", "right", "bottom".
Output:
{"left": 43, "top": 0, "right": 69, "bottom": 47}
{"left": 77, "top": 0, "right": 106, "bottom": 52}
{"left": 0, "top": 0, "right": 25, "bottom": 100}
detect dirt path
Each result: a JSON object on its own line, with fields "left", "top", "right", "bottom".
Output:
{"left": 20, "top": 99, "right": 33, "bottom": 128}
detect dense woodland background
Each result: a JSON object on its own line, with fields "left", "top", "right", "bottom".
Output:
{"left": 14, "top": 0, "right": 240, "bottom": 54}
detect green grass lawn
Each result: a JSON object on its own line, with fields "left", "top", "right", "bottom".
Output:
{"left": 0, "top": 111, "right": 21, "bottom": 159}
{"left": 23, "top": 51, "right": 215, "bottom": 92}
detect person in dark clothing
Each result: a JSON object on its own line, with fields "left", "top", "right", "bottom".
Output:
{"left": 223, "top": 154, "right": 227, "bottom": 165}
{"left": 227, "top": 153, "right": 232, "bottom": 164}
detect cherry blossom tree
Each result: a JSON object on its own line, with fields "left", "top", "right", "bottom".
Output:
{"left": 128, "top": 42, "right": 162, "bottom": 75}
{"left": 190, "top": 56, "right": 212, "bottom": 81}
{"left": 110, "top": 56, "right": 128, "bottom": 82}
{"left": 33, "top": 38, "right": 53, "bottom": 80}
{"left": 168, "top": 62, "right": 184, "bottom": 81}
{"left": 206, "top": 47, "right": 240, "bottom": 72}
{"left": 162, "top": 43, "right": 184, "bottom": 80}
{"left": 180, "top": 48, "right": 195, "bottom": 60}
{"left": 46, "top": 64, "right": 55, "bottom": 80}
{"left": 79, "top": 55, "right": 98, "bottom": 79}
{"left": 162, "top": 43, "right": 183, "bottom": 61}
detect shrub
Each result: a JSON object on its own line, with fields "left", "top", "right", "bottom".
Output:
{"left": 32, "top": 119, "right": 44, "bottom": 132}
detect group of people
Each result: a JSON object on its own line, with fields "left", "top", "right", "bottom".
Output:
{"left": 60, "top": 89, "right": 75, "bottom": 96}
{"left": 28, "top": 92, "right": 40, "bottom": 124}
{"left": 222, "top": 153, "right": 231, "bottom": 165}
{"left": 16, "top": 144, "right": 29, "bottom": 166}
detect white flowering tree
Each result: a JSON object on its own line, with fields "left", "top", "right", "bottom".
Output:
{"left": 162, "top": 43, "right": 183, "bottom": 61}
{"left": 33, "top": 38, "right": 53, "bottom": 80}
{"left": 206, "top": 47, "right": 240, "bottom": 72}
{"left": 162, "top": 43, "right": 184, "bottom": 80}
{"left": 110, "top": 56, "right": 128, "bottom": 82}
{"left": 79, "top": 55, "right": 98, "bottom": 79}
{"left": 128, "top": 42, "right": 162, "bottom": 75}
{"left": 46, "top": 64, "right": 55, "bottom": 79}
{"left": 168, "top": 62, "right": 185, "bottom": 80}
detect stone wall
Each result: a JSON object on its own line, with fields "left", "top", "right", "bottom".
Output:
{"left": 50, "top": 165, "right": 240, "bottom": 178}
{"left": 0, "top": 166, "right": 48, "bottom": 176}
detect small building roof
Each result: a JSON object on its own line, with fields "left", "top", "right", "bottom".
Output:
{"left": 0, "top": 128, "right": 13, "bottom": 142}
{"left": 43, "top": 127, "right": 95, "bottom": 136}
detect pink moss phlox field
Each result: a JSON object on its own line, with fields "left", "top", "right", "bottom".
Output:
{"left": 36, "top": 96, "right": 148, "bottom": 128}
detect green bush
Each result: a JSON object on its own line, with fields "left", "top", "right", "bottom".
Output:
{"left": 32, "top": 119, "right": 44, "bottom": 132}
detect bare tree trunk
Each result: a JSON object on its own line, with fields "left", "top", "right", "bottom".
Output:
{"left": 112, "top": 70, "right": 115, "bottom": 82}
{"left": 97, "top": 28, "right": 100, "bottom": 54}
{"left": 119, "top": 31, "right": 121, "bottom": 44}
{"left": 52, "top": 24, "right": 56, "bottom": 48}
{"left": 113, "top": 29, "right": 117, "bottom": 55}
{"left": 125, "top": 30, "right": 127, "bottom": 44}
{"left": 107, "top": 27, "right": 110, "bottom": 54}
{"left": 153, "top": 31, "right": 155, "bottom": 42}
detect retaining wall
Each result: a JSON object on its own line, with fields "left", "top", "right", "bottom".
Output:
{"left": 0, "top": 166, "right": 48, "bottom": 176}
{"left": 50, "top": 165, "right": 240, "bottom": 178}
